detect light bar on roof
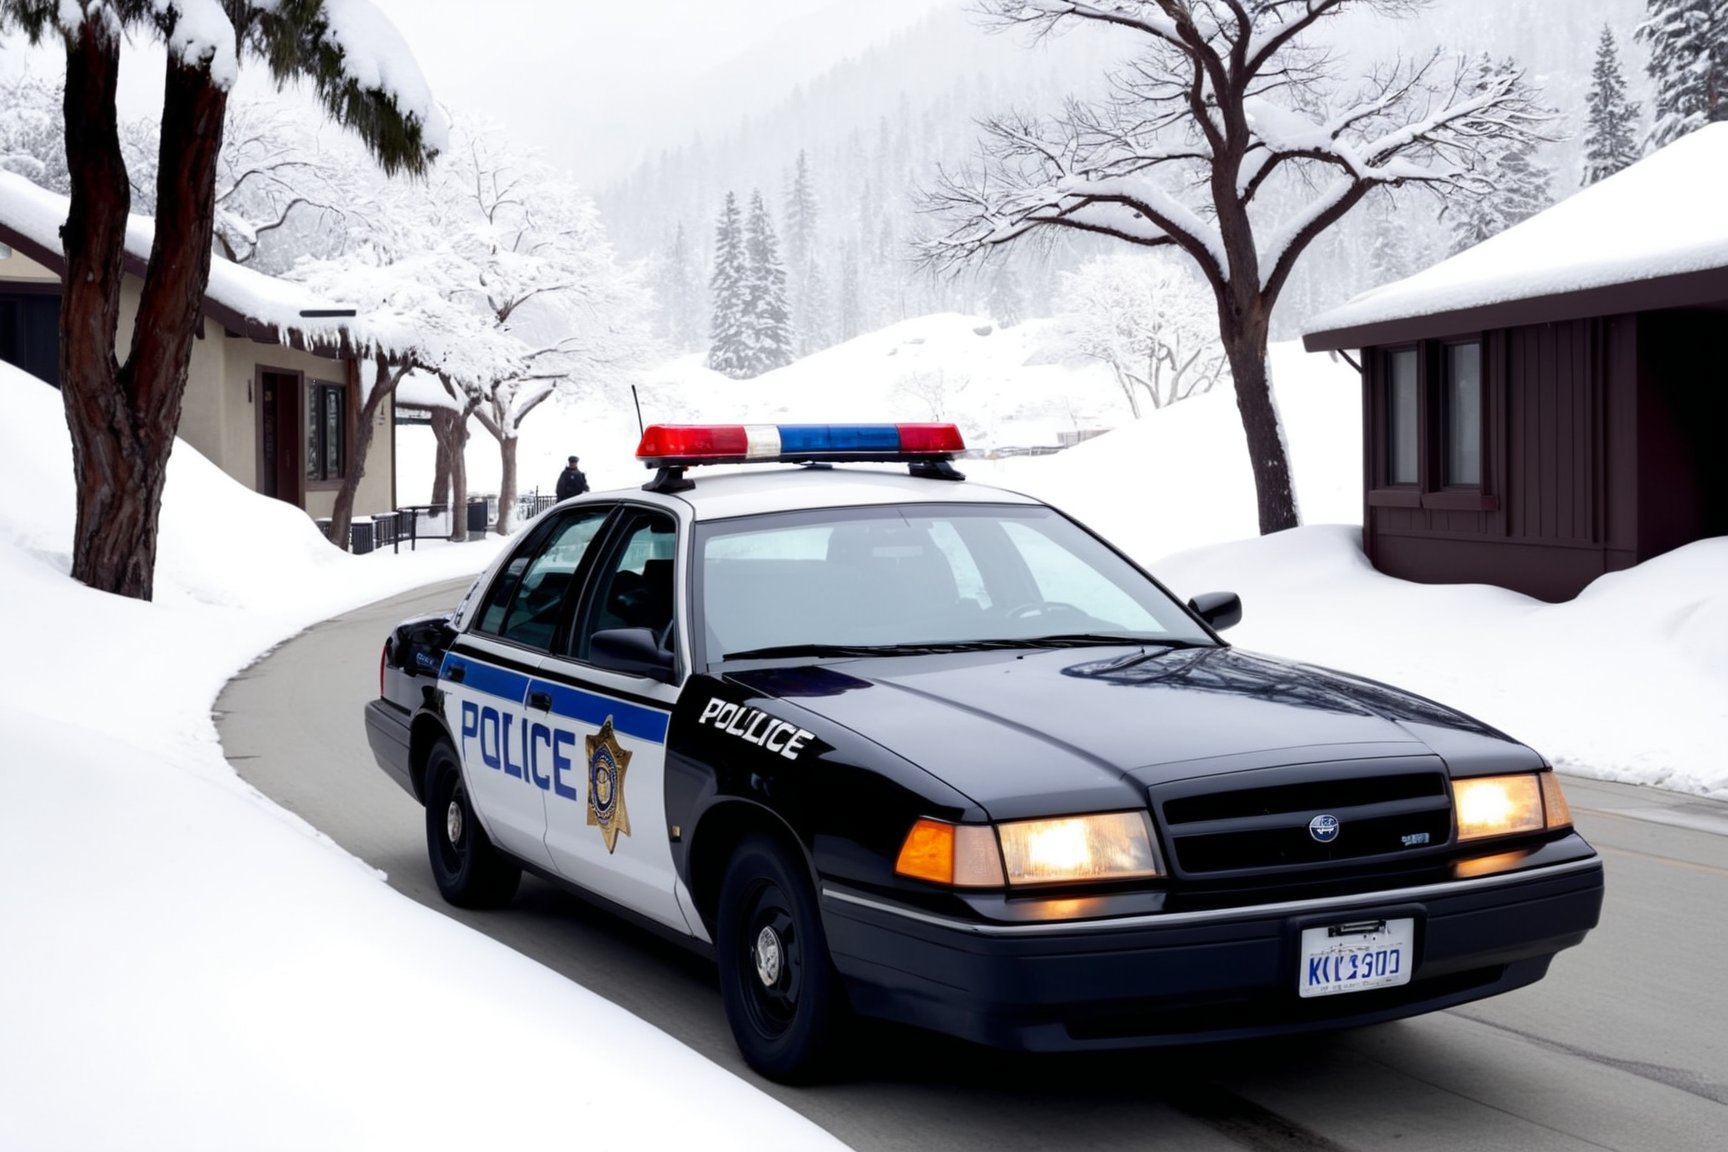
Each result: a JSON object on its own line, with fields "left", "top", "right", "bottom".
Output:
{"left": 636, "top": 423, "right": 965, "bottom": 467}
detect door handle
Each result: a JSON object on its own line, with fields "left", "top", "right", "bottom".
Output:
{"left": 446, "top": 662, "right": 466, "bottom": 684}
{"left": 528, "top": 691, "right": 553, "bottom": 712}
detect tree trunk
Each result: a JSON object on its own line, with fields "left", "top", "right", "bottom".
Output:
{"left": 495, "top": 434, "right": 517, "bottom": 536}
{"left": 326, "top": 359, "right": 400, "bottom": 551}
{"left": 430, "top": 412, "right": 453, "bottom": 505}
{"left": 59, "top": 29, "right": 227, "bottom": 601}
{"left": 1220, "top": 317, "right": 1299, "bottom": 535}
{"left": 437, "top": 402, "right": 475, "bottom": 542}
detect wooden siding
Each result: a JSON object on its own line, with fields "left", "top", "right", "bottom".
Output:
{"left": 1505, "top": 320, "right": 1598, "bottom": 546}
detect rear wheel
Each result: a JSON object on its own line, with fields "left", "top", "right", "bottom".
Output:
{"left": 425, "top": 740, "right": 520, "bottom": 908}
{"left": 716, "top": 834, "right": 849, "bottom": 1082}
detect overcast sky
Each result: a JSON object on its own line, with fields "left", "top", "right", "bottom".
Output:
{"left": 363, "top": 0, "right": 954, "bottom": 189}
{"left": 0, "top": 0, "right": 953, "bottom": 190}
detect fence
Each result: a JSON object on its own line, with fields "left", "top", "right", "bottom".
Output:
{"left": 325, "top": 489, "right": 560, "bottom": 554}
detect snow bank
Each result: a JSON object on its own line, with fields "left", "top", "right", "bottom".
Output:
{"left": 1147, "top": 527, "right": 1728, "bottom": 798}
{"left": 0, "top": 362, "right": 843, "bottom": 1151}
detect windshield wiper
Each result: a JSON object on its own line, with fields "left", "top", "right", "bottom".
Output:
{"left": 722, "top": 635, "right": 1212, "bottom": 661}
{"left": 721, "top": 641, "right": 963, "bottom": 661}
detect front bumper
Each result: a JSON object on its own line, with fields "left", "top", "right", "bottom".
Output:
{"left": 363, "top": 698, "right": 418, "bottom": 801}
{"left": 821, "top": 842, "right": 1604, "bottom": 1052}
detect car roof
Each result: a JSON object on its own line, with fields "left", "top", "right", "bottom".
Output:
{"left": 620, "top": 464, "right": 1044, "bottom": 522}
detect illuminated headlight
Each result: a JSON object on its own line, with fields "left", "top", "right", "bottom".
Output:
{"left": 1453, "top": 772, "right": 1573, "bottom": 842}
{"left": 998, "top": 811, "right": 1163, "bottom": 885}
{"left": 894, "top": 811, "right": 1164, "bottom": 887}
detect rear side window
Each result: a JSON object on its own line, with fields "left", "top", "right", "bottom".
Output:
{"left": 474, "top": 509, "right": 610, "bottom": 651}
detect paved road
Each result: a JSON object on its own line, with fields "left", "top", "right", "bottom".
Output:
{"left": 218, "top": 577, "right": 1728, "bottom": 1152}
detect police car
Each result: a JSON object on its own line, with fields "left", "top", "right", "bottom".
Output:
{"left": 363, "top": 423, "right": 1604, "bottom": 1081}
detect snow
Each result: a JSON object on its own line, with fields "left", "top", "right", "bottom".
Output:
{"left": 5, "top": 291, "right": 1726, "bottom": 1146}
{"left": 318, "top": 0, "right": 450, "bottom": 152}
{"left": 1306, "top": 123, "right": 1728, "bottom": 337}
{"left": 0, "top": 361, "right": 844, "bottom": 1152}
{"left": 0, "top": 169, "right": 359, "bottom": 348}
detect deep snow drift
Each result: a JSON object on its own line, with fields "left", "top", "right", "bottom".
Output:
{"left": 0, "top": 362, "right": 844, "bottom": 1151}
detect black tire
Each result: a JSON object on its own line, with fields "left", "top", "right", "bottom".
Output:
{"left": 425, "top": 740, "right": 520, "bottom": 908}
{"left": 716, "top": 834, "right": 849, "bottom": 1082}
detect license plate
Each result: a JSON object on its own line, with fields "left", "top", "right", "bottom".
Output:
{"left": 1298, "top": 918, "right": 1415, "bottom": 998}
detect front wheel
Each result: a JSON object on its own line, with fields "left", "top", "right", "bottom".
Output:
{"left": 425, "top": 740, "right": 520, "bottom": 908}
{"left": 716, "top": 835, "right": 848, "bottom": 1081}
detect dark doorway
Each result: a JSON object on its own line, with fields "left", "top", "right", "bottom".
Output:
{"left": 256, "top": 368, "right": 303, "bottom": 507}
{"left": 0, "top": 290, "right": 62, "bottom": 387}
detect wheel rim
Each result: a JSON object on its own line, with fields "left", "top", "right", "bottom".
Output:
{"left": 434, "top": 773, "right": 469, "bottom": 876}
{"left": 738, "top": 881, "right": 803, "bottom": 1038}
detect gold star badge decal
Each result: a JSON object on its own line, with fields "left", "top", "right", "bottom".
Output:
{"left": 585, "top": 717, "right": 632, "bottom": 853}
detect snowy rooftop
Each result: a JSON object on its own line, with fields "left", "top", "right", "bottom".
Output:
{"left": 0, "top": 170, "right": 359, "bottom": 351}
{"left": 1305, "top": 124, "right": 1728, "bottom": 348}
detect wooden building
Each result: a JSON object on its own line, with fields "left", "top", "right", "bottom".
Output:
{"left": 1303, "top": 126, "right": 1728, "bottom": 602}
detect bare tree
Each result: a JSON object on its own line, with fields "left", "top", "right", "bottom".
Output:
{"left": 922, "top": 0, "right": 1549, "bottom": 534}
{"left": 0, "top": 0, "right": 438, "bottom": 600}
{"left": 1057, "top": 252, "right": 1228, "bottom": 416}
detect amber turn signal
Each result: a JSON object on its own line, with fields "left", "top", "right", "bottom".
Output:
{"left": 894, "top": 819, "right": 1005, "bottom": 887}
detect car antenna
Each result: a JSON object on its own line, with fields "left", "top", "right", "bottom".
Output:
{"left": 631, "top": 384, "right": 645, "bottom": 437}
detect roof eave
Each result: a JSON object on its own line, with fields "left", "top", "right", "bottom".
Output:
{"left": 1304, "top": 264, "right": 1728, "bottom": 351}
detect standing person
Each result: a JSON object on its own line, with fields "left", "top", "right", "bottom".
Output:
{"left": 555, "top": 455, "right": 589, "bottom": 501}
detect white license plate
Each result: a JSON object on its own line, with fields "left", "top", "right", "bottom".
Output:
{"left": 1298, "top": 918, "right": 1415, "bottom": 998}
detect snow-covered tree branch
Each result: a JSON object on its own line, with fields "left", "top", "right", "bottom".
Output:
{"left": 921, "top": 0, "right": 1552, "bottom": 534}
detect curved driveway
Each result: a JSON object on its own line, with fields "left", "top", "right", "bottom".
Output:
{"left": 217, "top": 577, "right": 1728, "bottom": 1152}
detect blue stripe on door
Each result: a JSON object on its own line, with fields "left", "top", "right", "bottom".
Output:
{"left": 530, "top": 679, "right": 670, "bottom": 745}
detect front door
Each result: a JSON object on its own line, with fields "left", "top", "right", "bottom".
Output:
{"left": 537, "top": 507, "right": 691, "bottom": 933}
{"left": 443, "top": 507, "right": 614, "bottom": 870}
{"left": 256, "top": 369, "right": 302, "bottom": 505}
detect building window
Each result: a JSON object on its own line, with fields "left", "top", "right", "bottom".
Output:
{"left": 1445, "top": 342, "right": 1482, "bottom": 486}
{"left": 1387, "top": 348, "right": 1419, "bottom": 486}
{"left": 306, "top": 381, "right": 346, "bottom": 482}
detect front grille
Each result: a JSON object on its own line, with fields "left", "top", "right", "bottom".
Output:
{"left": 1153, "top": 761, "right": 1452, "bottom": 877}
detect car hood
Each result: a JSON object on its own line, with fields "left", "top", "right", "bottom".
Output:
{"left": 725, "top": 646, "right": 1542, "bottom": 820}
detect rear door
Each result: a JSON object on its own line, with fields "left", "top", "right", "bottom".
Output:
{"left": 443, "top": 506, "right": 612, "bottom": 869}
{"left": 532, "top": 506, "right": 694, "bottom": 934}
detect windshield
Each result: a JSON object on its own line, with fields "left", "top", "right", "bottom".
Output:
{"left": 694, "top": 503, "right": 1215, "bottom": 661}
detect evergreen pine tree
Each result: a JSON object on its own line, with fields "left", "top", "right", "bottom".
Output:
{"left": 1450, "top": 56, "right": 1554, "bottom": 253}
{"left": 784, "top": 150, "right": 819, "bottom": 271}
{"left": 839, "top": 242, "right": 861, "bottom": 342}
{"left": 1582, "top": 26, "right": 1642, "bottom": 184}
{"left": 708, "top": 192, "right": 752, "bottom": 378}
{"left": 988, "top": 266, "right": 1024, "bottom": 328}
{"left": 1637, "top": 0, "right": 1728, "bottom": 150}
{"left": 743, "top": 189, "right": 794, "bottom": 375}
{"left": 784, "top": 150, "right": 821, "bottom": 353}
{"left": 796, "top": 256, "right": 832, "bottom": 355}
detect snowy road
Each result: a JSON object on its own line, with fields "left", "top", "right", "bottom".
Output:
{"left": 218, "top": 577, "right": 1728, "bottom": 1152}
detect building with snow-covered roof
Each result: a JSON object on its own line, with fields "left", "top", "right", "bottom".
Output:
{"left": 0, "top": 171, "right": 398, "bottom": 529}
{"left": 1303, "top": 125, "right": 1728, "bottom": 602}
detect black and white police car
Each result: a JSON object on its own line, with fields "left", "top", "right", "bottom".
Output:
{"left": 363, "top": 423, "right": 1604, "bottom": 1081}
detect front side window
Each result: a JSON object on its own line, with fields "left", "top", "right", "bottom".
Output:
{"left": 475, "top": 509, "right": 610, "bottom": 651}
{"left": 568, "top": 510, "right": 678, "bottom": 661}
{"left": 306, "top": 381, "right": 346, "bottom": 482}
{"left": 1387, "top": 349, "right": 1418, "bottom": 486}
{"left": 1445, "top": 342, "right": 1482, "bottom": 486}
{"left": 696, "top": 504, "right": 1213, "bottom": 661}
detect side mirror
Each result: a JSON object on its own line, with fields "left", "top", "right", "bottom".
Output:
{"left": 1187, "top": 591, "right": 1242, "bottom": 632}
{"left": 590, "top": 627, "right": 676, "bottom": 683}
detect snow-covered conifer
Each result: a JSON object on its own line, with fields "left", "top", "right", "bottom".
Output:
{"left": 784, "top": 150, "right": 819, "bottom": 272}
{"left": 1449, "top": 56, "right": 1554, "bottom": 253}
{"left": 1637, "top": 0, "right": 1728, "bottom": 150}
{"left": 1583, "top": 26, "right": 1642, "bottom": 184}
{"left": 838, "top": 243, "right": 861, "bottom": 343}
{"left": 743, "top": 189, "right": 794, "bottom": 374}
{"left": 708, "top": 192, "right": 752, "bottom": 378}
{"left": 988, "top": 267, "right": 1023, "bottom": 328}
{"left": 657, "top": 221, "right": 701, "bottom": 351}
